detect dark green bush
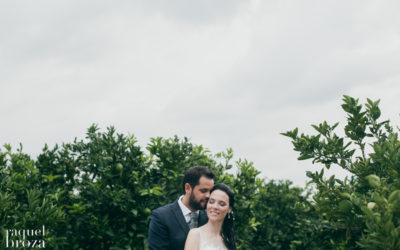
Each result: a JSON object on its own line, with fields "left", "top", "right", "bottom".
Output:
{"left": 1, "top": 125, "right": 312, "bottom": 249}
{"left": 283, "top": 96, "right": 400, "bottom": 249}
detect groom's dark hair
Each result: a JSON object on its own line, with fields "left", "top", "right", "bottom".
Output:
{"left": 182, "top": 166, "right": 214, "bottom": 194}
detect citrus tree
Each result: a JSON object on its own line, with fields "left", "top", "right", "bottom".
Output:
{"left": 283, "top": 96, "right": 400, "bottom": 249}
{"left": 2, "top": 125, "right": 313, "bottom": 249}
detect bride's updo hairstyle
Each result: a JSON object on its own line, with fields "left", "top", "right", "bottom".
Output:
{"left": 210, "top": 183, "right": 237, "bottom": 250}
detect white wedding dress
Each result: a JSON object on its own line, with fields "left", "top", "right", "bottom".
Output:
{"left": 198, "top": 230, "right": 228, "bottom": 250}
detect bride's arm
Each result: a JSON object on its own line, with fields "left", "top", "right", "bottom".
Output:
{"left": 184, "top": 229, "right": 200, "bottom": 250}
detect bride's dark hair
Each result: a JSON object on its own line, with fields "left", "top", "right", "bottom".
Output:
{"left": 210, "top": 183, "right": 237, "bottom": 250}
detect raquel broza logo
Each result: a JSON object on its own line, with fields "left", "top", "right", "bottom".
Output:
{"left": 4, "top": 225, "right": 46, "bottom": 248}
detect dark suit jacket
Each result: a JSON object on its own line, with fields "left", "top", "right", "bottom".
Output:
{"left": 148, "top": 199, "right": 208, "bottom": 250}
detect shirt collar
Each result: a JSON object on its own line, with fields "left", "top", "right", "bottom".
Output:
{"left": 178, "top": 195, "right": 199, "bottom": 220}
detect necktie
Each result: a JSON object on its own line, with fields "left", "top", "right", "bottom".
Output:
{"left": 188, "top": 212, "right": 198, "bottom": 229}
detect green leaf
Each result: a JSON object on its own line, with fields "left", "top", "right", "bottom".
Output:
{"left": 298, "top": 154, "right": 313, "bottom": 160}
{"left": 388, "top": 190, "right": 400, "bottom": 205}
{"left": 365, "top": 175, "right": 380, "bottom": 188}
{"left": 339, "top": 200, "right": 352, "bottom": 213}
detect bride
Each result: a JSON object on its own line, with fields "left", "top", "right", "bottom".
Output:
{"left": 184, "top": 183, "right": 237, "bottom": 250}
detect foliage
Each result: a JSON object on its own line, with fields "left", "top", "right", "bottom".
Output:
{"left": 283, "top": 95, "right": 400, "bottom": 249}
{"left": 1, "top": 125, "right": 311, "bottom": 249}
{"left": 0, "top": 145, "right": 66, "bottom": 249}
{"left": 4, "top": 95, "right": 398, "bottom": 249}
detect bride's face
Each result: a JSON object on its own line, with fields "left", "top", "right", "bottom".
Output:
{"left": 206, "top": 190, "right": 231, "bottom": 222}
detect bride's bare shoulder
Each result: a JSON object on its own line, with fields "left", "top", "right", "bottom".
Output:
{"left": 188, "top": 228, "right": 201, "bottom": 236}
{"left": 184, "top": 228, "right": 201, "bottom": 250}
{"left": 190, "top": 225, "right": 207, "bottom": 235}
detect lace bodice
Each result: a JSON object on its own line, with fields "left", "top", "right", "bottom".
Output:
{"left": 198, "top": 230, "right": 228, "bottom": 250}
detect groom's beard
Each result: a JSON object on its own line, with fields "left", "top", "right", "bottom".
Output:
{"left": 189, "top": 191, "right": 207, "bottom": 210}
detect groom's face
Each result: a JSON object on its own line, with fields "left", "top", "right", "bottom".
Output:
{"left": 188, "top": 176, "right": 214, "bottom": 210}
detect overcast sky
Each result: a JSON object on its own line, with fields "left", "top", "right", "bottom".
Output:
{"left": 1, "top": 0, "right": 400, "bottom": 186}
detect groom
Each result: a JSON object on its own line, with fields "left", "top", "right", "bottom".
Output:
{"left": 148, "top": 166, "right": 215, "bottom": 250}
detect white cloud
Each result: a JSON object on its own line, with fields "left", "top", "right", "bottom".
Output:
{"left": 1, "top": 0, "right": 400, "bottom": 186}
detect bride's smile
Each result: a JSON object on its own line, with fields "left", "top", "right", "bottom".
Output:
{"left": 206, "top": 190, "right": 232, "bottom": 221}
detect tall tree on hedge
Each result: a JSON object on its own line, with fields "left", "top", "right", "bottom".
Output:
{"left": 283, "top": 96, "right": 400, "bottom": 249}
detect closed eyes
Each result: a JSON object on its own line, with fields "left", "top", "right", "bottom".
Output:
{"left": 209, "top": 199, "right": 227, "bottom": 206}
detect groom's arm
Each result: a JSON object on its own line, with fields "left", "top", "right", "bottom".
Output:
{"left": 148, "top": 209, "right": 169, "bottom": 250}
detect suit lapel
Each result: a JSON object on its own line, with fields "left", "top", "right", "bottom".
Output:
{"left": 172, "top": 200, "right": 190, "bottom": 234}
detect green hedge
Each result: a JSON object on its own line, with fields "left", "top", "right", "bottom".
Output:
{"left": 0, "top": 126, "right": 313, "bottom": 249}
{"left": 2, "top": 95, "right": 399, "bottom": 249}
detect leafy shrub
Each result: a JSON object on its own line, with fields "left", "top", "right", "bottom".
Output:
{"left": 283, "top": 96, "right": 400, "bottom": 249}
{"left": 1, "top": 125, "right": 315, "bottom": 249}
